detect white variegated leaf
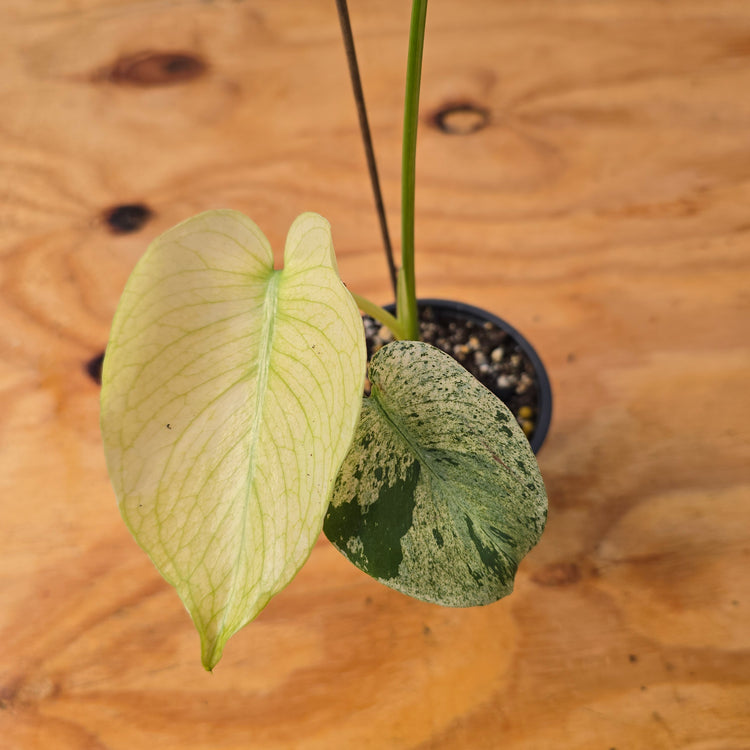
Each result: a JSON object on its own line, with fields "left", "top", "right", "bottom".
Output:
{"left": 101, "top": 210, "right": 365, "bottom": 669}
{"left": 324, "top": 341, "right": 547, "bottom": 606}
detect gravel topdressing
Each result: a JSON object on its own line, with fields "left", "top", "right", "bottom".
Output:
{"left": 363, "top": 304, "right": 541, "bottom": 441}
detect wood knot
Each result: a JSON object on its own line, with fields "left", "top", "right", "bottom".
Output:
{"left": 531, "top": 561, "right": 581, "bottom": 587}
{"left": 104, "top": 203, "right": 153, "bottom": 234}
{"left": 98, "top": 51, "right": 207, "bottom": 87}
{"left": 85, "top": 352, "right": 105, "bottom": 385}
{"left": 432, "top": 102, "right": 490, "bottom": 135}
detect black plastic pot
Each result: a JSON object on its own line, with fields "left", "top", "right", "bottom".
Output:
{"left": 367, "top": 299, "right": 552, "bottom": 453}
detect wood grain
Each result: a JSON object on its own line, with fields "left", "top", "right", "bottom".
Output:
{"left": 1, "top": 1, "right": 749, "bottom": 748}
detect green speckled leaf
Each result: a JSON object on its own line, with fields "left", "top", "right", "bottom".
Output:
{"left": 101, "top": 210, "right": 365, "bottom": 669}
{"left": 324, "top": 341, "right": 547, "bottom": 606}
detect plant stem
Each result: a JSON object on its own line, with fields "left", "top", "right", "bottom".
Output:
{"left": 399, "top": 0, "right": 428, "bottom": 341}
{"left": 351, "top": 293, "right": 406, "bottom": 340}
{"left": 334, "top": 0, "right": 398, "bottom": 298}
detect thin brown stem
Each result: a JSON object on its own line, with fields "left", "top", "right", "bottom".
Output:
{"left": 335, "top": 0, "right": 398, "bottom": 297}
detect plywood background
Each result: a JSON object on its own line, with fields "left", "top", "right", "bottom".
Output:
{"left": 1, "top": 1, "right": 748, "bottom": 748}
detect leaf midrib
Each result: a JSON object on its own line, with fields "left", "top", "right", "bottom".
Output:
{"left": 208, "top": 268, "right": 281, "bottom": 664}
{"left": 370, "top": 384, "right": 449, "bottom": 485}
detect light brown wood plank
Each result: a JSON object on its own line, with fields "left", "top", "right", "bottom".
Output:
{"left": 1, "top": 1, "right": 748, "bottom": 748}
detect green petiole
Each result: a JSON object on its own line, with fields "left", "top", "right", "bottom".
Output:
{"left": 398, "top": 0, "right": 429, "bottom": 342}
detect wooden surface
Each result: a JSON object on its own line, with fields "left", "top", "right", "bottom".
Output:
{"left": 1, "top": 1, "right": 749, "bottom": 748}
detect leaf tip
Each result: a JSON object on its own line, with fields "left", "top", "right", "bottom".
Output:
{"left": 200, "top": 635, "right": 224, "bottom": 672}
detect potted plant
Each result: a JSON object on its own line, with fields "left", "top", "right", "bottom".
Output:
{"left": 100, "top": 0, "right": 549, "bottom": 671}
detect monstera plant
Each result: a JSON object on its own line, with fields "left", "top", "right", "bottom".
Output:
{"left": 101, "top": 0, "right": 547, "bottom": 671}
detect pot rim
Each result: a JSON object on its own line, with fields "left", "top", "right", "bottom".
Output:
{"left": 381, "top": 298, "right": 552, "bottom": 454}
